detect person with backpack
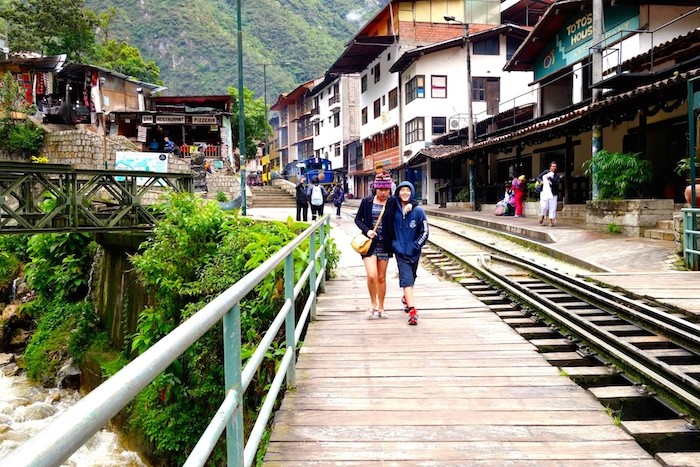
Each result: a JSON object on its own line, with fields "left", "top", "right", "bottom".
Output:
{"left": 306, "top": 176, "right": 328, "bottom": 221}
{"left": 295, "top": 176, "right": 309, "bottom": 222}
{"left": 331, "top": 183, "right": 345, "bottom": 218}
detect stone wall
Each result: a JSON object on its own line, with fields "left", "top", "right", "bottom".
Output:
{"left": 41, "top": 128, "right": 191, "bottom": 174}
{"left": 586, "top": 199, "right": 674, "bottom": 237}
{"left": 204, "top": 173, "right": 250, "bottom": 205}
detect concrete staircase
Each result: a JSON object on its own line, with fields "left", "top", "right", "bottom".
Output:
{"left": 558, "top": 204, "right": 587, "bottom": 226}
{"left": 249, "top": 185, "right": 296, "bottom": 208}
{"left": 643, "top": 219, "right": 675, "bottom": 241}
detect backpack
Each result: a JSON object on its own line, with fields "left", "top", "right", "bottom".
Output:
{"left": 310, "top": 185, "right": 324, "bottom": 206}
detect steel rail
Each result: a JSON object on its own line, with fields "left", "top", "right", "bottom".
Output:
{"left": 472, "top": 257, "right": 700, "bottom": 413}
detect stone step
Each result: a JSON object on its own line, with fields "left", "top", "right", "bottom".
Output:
{"left": 643, "top": 229, "right": 675, "bottom": 241}
{"left": 657, "top": 219, "right": 674, "bottom": 230}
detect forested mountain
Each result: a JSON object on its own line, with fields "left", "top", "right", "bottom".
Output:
{"left": 83, "top": 0, "right": 387, "bottom": 100}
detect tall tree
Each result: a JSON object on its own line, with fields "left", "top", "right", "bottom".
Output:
{"left": 1, "top": 0, "right": 97, "bottom": 61}
{"left": 228, "top": 86, "right": 269, "bottom": 161}
{"left": 91, "top": 40, "right": 162, "bottom": 84}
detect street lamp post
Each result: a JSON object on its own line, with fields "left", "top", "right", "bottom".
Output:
{"left": 445, "top": 15, "right": 476, "bottom": 210}
{"left": 262, "top": 63, "right": 270, "bottom": 185}
{"left": 236, "top": 0, "right": 246, "bottom": 215}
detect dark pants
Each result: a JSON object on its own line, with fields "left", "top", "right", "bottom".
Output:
{"left": 296, "top": 202, "right": 308, "bottom": 222}
{"left": 335, "top": 202, "right": 342, "bottom": 217}
{"left": 310, "top": 203, "right": 324, "bottom": 220}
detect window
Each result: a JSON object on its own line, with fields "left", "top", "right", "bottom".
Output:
{"left": 388, "top": 88, "right": 398, "bottom": 110}
{"left": 335, "top": 144, "right": 341, "bottom": 158}
{"left": 405, "top": 117, "right": 424, "bottom": 144}
{"left": 361, "top": 107, "right": 367, "bottom": 125}
{"left": 373, "top": 63, "right": 381, "bottom": 83}
{"left": 373, "top": 98, "right": 381, "bottom": 119}
{"left": 432, "top": 117, "right": 446, "bottom": 135}
{"left": 405, "top": 75, "right": 425, "bottom": 104}
{"left": 472, "top": 77, "right": 486, "bottom": 101}
{"left": 333, "top": 112, "right": 340, "bottom": 127}
{"left": 431, "top": 75, "right": 447, "bottom": 98}
{"left": 361, "top": 75, "right": 367, "bottom": 93}
{"left": 473, "top": 37, "right": 499, "bottom": 55}
{"left": 506, "top": 36, "right": 520, "bottom": 60}
{"left": 333, "top": 83, "right": 339, "bottom": 95}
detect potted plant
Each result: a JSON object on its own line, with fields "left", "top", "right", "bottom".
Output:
{"left": 446, "top": 187, "right": 471, "bottom": 209}
{"left": 674, "top": 157, "right": 700, "bottom": 206}
{"left": 582, "top": 150, "right": 672, "bottom": 236}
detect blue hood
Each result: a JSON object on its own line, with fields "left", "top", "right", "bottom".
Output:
{"left": 395, "top": 181, "right": 415, "bottom": 201}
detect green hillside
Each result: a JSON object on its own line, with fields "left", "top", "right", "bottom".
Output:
{"left": 83, "top": 0, "right": 385, "bottom": 100}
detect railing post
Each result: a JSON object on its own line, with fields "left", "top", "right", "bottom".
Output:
{"left": 318, "top": 218, "right": 327, "bottom": 293}
{"left": 223, "top": 303, "right": 244, "bottom": 466}
{"left": 284, "top": 255, "right": 297, "bottom": 387}
{"left": 309, "top": 230, "right": 317, "bottom": 321}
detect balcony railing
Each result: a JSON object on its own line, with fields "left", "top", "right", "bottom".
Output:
{"left": 328, "top": 94, "right": 340, "bottom": 107}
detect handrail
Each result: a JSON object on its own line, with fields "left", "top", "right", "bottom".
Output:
{"left": 682, "top": 208, "right": 699, "bottom": 271}
{"left": 0, "top": 215, "right": 332, "bottom": 467}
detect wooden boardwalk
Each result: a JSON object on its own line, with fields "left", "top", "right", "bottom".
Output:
{"left": 263, "top": 265, "right": 658, "bottom": 464}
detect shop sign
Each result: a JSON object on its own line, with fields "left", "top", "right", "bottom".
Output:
{"left": 137, "top": 125, "right": 147, "bottom": 142}
{"left": 192, "top": 115, "right": 217, "bottom": 125}
{"left": 141, "top": 115, "right": 154, "bottom": 124}
{"left": 156, "top": 115, "right": 186, "bottom": 124}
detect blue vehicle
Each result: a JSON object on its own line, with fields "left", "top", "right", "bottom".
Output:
{"left": 301, "top": 157, "right": 333, "bottom": 186}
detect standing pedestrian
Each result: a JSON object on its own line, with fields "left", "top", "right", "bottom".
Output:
{"left": 537, "top": 161, "right": 561, "bottom": 226}
{"left": 354, "top": 171, "right": 415, "bottom": 319}
{"left": 331, "top": 183, "right": 345, "bottom": 218}
{"left": 512, "top": 174, "right": 527, "bottom": 217}
{"left": 295, "top": 176, "right": 309, "bottom": 222}
{"left": 392, "top": 181, "right": 429, "bottom": 326}
{"left": 306, "top": 176, "right": 328, "bottom": 221}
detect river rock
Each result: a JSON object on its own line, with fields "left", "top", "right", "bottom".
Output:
{"left": 14, "top": 401, "right": 57, "bottom": 422}
{"left": 0, "top": 352, "right": 13, "bottom": 365}
{"left": 2, "top": 363, "right": 21, "bottom": 376}
{"left": 56, "top": 358, "right": 81, "bottom": 389}
{"left": 9, "top": 329, "right": 31, "bottom": 348}
{"left": 1, "top": 304, "right": 20, "bottom": 320}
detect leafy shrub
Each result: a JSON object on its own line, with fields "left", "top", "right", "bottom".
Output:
{"left": 454, "top": 187, "right": 469, "bottom": 202}
{"left": 215, "top": 191, "right": 228, "bottom": 202}
{"left": 582, "top": 150, "right": 653, "bottom": 199}
{"left": 0, "top": 235, "right": 30, "bottom": 288}
{"left": 607, "top": 223, "right": 622, "bottom": 234}
{"left": 127, "top": 192, "right": 337, "bottom": 465}
{"left": 3, "top": 121, "right": 47, "bottom": 157}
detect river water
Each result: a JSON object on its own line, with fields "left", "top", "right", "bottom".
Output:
{"left": 0, "top": 371, "right": 147, "bottom": 466}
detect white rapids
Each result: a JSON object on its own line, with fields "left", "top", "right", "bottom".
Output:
{"left": 0, "top": 371, "right": 148, "bottom": 466}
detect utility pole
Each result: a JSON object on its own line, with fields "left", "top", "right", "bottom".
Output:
{"left": 237, "top": 0, "right": 246, "bottom": 215}
{"left": 591, "top": 0, "right": 604, "bottom": 200}
{"left": 262, "top": 63, "right": 269, "bottom": 185}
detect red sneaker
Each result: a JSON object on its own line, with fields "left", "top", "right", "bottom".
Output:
{"left": 407, "top": 308, "right": 418, "bottom": 325}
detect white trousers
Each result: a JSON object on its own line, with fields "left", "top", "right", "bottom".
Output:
{"left": 540, "top": 195, "right": 557, "bottom": 219}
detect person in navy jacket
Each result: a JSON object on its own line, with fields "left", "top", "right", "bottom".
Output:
{"left": 391, "top": 181, "right": 429, "bottom": 325}
{"left": 354, "top": 172, "right": 416, "bottom": 319}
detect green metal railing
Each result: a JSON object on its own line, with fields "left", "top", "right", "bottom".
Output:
{"left": 682, "top": 208, "right": 699, "bottom": 271}
{"left": 0, "top": 215, "right": 331, "bottom": 467}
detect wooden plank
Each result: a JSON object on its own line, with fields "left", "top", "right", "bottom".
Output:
{"left": 278, "top": 396, "right": 604, "bottom": 412}
{"left": 268, "top": 424, "right": 636, "bottom": 443}
{"left": 263, "top": 440, "right": 651, "bottom": 461}
{"left": 271, "top": 409, "right": 615, "bottom": 426}
{"left": 656, "top": 452, "right": 700, "bottom": 467}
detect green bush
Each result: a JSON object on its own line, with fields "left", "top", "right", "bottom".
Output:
{"left": 127, "top": 192, "right": 337, "bottom": 465}
{"left": 454, "top": 187, "right": 469, "bottom": 202}
{"left": 0, "top": 234, "right": 29, "bottom": 288}
{"left": 3, "top": 121, "right": 47, "bottom": 157}
{"left": 582, "top": 149, "right": 653, "bottom": 199}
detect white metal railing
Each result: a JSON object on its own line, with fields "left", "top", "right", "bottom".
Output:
{"left": 0, "top": 215, "right": 332, "bottom": 467}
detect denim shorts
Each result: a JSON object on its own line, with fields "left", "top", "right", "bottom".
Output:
{"left": 396, "top": 255, "right": 418, "bottom": 288}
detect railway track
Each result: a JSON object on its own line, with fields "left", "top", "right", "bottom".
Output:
{"left": 424, "top": 218, "right": 700, "bottom": 463}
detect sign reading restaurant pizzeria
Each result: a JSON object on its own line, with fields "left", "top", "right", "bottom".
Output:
{"left": 192, "top": 115, "right": 217, "bottom": 125}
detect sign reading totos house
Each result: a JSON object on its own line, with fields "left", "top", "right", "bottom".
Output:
{"left": 534, "top": 5, "right": 639, "bottom": 81}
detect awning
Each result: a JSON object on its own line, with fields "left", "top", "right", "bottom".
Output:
{"left": 328, "top": 36, "right": 396, "bottom": 74}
